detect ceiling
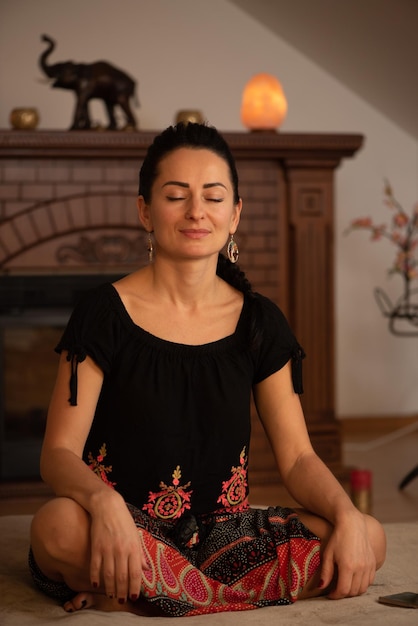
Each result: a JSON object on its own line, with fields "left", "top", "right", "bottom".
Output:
{"left": 229, "top": 0, "right": 418, "bottom": 140}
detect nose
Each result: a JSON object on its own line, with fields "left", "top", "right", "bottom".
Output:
{"left": 185, "top": 195, "right": 204, "bottom": 220}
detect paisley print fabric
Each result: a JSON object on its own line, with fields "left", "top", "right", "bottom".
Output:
{"left": 128, "top": 502, "right": 320, "bottom": 616}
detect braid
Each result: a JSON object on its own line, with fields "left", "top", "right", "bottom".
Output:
{"left": 216, "top": 254, "right": 253, "bottom": 294}
{"left": 217, "top": 254, "right": 261, "bottom": 350}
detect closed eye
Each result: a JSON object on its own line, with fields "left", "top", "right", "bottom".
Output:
{"left": 166, "top": 196, "right": 223, "bottom": 203}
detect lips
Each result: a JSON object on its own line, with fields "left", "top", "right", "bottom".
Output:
{"left": 180, "top": 229, "right": 210, "bottom": 238}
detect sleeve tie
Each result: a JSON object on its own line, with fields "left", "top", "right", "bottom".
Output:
{"left": 66, "top": 347, "right": 87, "bottom": 406}
{"left": 291, "top": 345, "right": 306, "bottom": 395}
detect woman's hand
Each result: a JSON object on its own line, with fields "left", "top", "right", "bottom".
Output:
{"left": 320, "top": 510, "right": 377, "bottom": 599}
{"left": 89, "top": 490, "right": 148, "bottom": 603}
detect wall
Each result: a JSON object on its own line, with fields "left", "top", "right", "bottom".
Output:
{"left": 0, "top": 0, "right": 417, "bottom": 417}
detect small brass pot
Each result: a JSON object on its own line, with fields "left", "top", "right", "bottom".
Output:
{"left": 175, "top": 110, "right": 204, "bottom": 125}
{"left": 10, "top": 108, "right": 40, "bottom": 130}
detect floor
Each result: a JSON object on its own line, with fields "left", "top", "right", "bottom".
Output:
{"left": 1, "top": 421, "right": 417, "bottom": 522}
{"left": 342, "top": 420, "right": 418, "bottom": 523}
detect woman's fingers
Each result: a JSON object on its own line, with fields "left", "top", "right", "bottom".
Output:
{"left": 102, "top": 554, "right": 117, "bottom": 599}
{"left": 89, "top": 551, "right": 103, "bottom": 593}
{"left": 327, "top": 561, "right": 375, "bottom": 599}
{"left": 89, "top": 511, "right": 150, "bottom": 603}
{"left": 91, "top": 537, "right": 146, "bottom": 602}
{"left": 128, "top": 552, "right": 143, "bottom": 602}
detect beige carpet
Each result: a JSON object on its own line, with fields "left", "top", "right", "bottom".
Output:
{"left": 1, "top": 515, "right": 417, "bottom": 625}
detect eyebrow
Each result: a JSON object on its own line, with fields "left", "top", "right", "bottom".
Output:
{"left": 162, "top": 181, "right": 227, "bottom": 190}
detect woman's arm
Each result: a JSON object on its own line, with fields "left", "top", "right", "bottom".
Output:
{"left": 40, "top": 352, "right": 145, "bottom": 601}
{"left": 253, "top": 361, "right": 385, "bottom": 598}
{"left": 41, "top": 352, "right": 105, "bottom": 497}
{"left": 253, "top": 361, "right": 350, "bottom": 516}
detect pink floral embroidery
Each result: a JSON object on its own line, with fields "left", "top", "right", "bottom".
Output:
{"left": 143, "top": 466, "right": 193, "bottom": 520}
{"left": 216, "top": 447, "right": 249, "bottom": 513}
{"left": 88, "top": 443, "right": 116, "bottom": 488}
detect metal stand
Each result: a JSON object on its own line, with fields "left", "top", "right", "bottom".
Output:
{"left": 399, "top": 465, "right": 418, "bottom": 490}
{"left": 374, "top": 288, "right": 418, "bottom": 337}
{"left": 374, "top": 288, "right": 418, "bottom": 490}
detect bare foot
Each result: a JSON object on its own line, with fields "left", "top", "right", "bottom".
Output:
{"left": 63, "top": 592, "right": 95, "bottom": 612}
{"left": 63, "top": 591, "right": 162, "bottom": 616}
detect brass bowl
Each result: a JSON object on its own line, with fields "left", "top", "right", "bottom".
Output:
{"left": 175, "top": 110, "right": 204, "bottom": 125}
{"left": 10, "top": 108, "right": 40, "bottom": 130}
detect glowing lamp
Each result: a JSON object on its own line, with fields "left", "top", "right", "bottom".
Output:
{"left": 240, "top": 73, "right": 288, "bottom": 131}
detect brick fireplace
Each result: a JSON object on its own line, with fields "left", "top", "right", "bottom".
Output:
{"left": 0, "top": 129, "right": 362, "bottom": 492}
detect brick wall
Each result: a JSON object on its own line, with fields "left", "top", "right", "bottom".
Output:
{"left": 0, "top": 155, "right": 283, "bottom": 302}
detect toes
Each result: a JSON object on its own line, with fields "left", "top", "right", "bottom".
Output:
{"left": 63, "top": 592, "right": 95, "bottom": 612}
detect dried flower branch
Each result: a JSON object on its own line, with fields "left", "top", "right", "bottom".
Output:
{"left": 345, "top": 181, "right": 418, "bottom": 335}
{"left": 346, "top": 181, "right": 418, "bottom": 280}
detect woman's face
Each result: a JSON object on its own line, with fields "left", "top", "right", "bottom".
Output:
{"left": 137, "top": 147, "right": 242, "bottom": 262}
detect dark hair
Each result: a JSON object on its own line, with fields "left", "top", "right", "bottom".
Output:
{"left": 138, "top": 122, "right": 240, "bottom": 204}
{"left": 138, "top": 122, "right": 253, "bottom": 295}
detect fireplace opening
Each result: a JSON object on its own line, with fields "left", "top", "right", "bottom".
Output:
{"left": 0, "top": 274, "right": 123, "bottom": 481}
{"left": 1, "top": 312, "right": 68, "bottom": 480}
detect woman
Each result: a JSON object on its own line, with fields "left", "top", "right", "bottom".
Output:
{"left": 30, "top": 122, "right": 386, "bottom": 617}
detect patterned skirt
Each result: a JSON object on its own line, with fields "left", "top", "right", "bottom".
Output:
{"left": 29, "top": 503, "right": 321, "bottom": 617}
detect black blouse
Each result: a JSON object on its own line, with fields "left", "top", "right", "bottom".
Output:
{"left": 56, "top": 283, "right": 304, "bottom": 519}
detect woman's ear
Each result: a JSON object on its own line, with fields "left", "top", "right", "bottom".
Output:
{"left": 230, "top": 198, "right": 242, "bottom": 234}
{"left": 137, "top": 196, "right": 153, "bottom": 231}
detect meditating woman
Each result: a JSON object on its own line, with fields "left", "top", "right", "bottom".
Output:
{"left": 29, "top": 122, "right": 386, "bottom": 617}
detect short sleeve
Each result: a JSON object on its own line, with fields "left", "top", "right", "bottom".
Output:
{"left": 252, "top": 294, "right": 305, "bottom": 393}
{"left": 55, "top": 283, "right": 124, "bottom": 405}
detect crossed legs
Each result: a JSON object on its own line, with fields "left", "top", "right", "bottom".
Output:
{"left": 30, "top": 497, "right": 386, "bottom": 613}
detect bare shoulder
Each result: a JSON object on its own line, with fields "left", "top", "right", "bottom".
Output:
{"left": 112, "top": 268, "right": 149, "bottom": 296}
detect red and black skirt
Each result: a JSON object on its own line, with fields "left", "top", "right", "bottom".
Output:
{"left": 29, "top": 503, "right": 321, "bottom": 616}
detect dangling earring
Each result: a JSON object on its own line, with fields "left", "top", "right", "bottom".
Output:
{"left": 147, "top": 232, "right": 154, "bottom": 263}
{"left": 227, "top": 234, "right": 239, "bottom": 263}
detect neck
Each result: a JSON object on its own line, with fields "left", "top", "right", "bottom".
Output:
{"left": 146, "top": 255, "right": 223, "bottom": 309}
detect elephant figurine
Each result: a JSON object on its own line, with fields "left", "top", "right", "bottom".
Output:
{"left": 39, "top": 34, "right": 138, "bottom": 130}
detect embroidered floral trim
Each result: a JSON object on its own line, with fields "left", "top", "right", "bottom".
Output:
{"left": 143, "top": 466, "right": 193, "bottom": 520}
{"left": 216, "top": 447, "right": 249, "bottom": 513}
{"left": 87, "top": 443, "right": 116, "bottom": 488}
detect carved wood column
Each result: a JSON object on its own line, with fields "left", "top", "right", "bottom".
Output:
{"left": 285, "top": 164, "right": 339, "bottom": 470}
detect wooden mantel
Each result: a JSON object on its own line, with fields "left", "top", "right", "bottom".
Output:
{"left": 0, "top": 129, "right": 363, "bottom": 489}
{"left": 0, "top": 128, "right": 362, "bottom": 161}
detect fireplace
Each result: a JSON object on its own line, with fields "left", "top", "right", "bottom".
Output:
{"left": 1, "top": 309, "right": 67, "bottom": 479}
{"left": 0, "top": 274, "right": 124, "bottom": 479}
{"left": 0, "top": 129, "right": 363, "bottom": 492}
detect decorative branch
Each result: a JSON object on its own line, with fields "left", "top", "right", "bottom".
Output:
{"left": 345, "top": 181, "right": 418, "bottom": 336}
